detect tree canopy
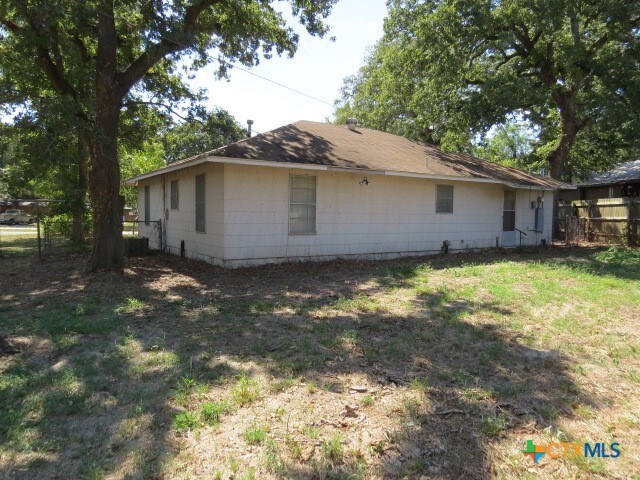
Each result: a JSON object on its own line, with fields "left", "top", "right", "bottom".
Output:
{"left": 0, "top": 0, "right": 337, "bottom": 269}
{"left": 336, "top": 0, "right": 640, "bottom": 180}
{"left": 163, "top": 108, "right": 246, "bottom": 164}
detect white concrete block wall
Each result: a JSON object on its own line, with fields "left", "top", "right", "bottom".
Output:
{"left": 162, "top": 163, "right": 224, "bottom": 265}
{"left": 137, "top": 163, "right": 225, "bottom": 265}
{"left": 514, "top": 188, "right": 553, "bottom": 246}
{"left": 221, "top": 164, "right": 553, "bottom": 267}
{"left": 138, "top": 162, "right": 553, "bottom": 267}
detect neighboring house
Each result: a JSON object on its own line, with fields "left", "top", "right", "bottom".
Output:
{"left": 560, "top": 160, "right": 640, "bottom": 202}
{"left": 0, "top": 199, "right": 50, "bottom": 216}
{"left": 126, "top": 120, "right": 568, "bottom": 267}
{"left": 123, "top": 206, "right": 138, "bottom": 222}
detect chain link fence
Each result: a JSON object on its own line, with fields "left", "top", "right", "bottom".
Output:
{"left": 0, "top": 218, "right": 162, "bottom": 260}
{"left": 554, "top": 216, "right": 584, "bottom": 246}
{"left": 553, "top": 216, "right": 637, "bottom": 246}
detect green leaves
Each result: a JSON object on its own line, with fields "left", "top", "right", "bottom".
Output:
{"left": 336, "top": 0, "right": 640, "bottom": 177}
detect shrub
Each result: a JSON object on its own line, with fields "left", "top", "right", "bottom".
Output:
{"left": 594, "top": 247, "right": 640, "bottom": 266}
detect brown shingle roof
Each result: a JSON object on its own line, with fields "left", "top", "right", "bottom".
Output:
{"left": 129, "top": 120, "right": 569, "bottom": 189}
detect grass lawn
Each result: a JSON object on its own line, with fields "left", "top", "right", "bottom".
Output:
{"left": 0, "top": 225, "right": 39, "bottom": 256}
{"left": 0, "top": 247, "right": 639, "bottom": 479}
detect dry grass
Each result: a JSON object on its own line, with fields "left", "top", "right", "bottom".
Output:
{"left": 0, "top": 246, "right": 639, "bottom": 479}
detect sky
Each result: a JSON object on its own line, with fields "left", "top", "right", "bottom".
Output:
{"left": 190, "top": 0, "right": 389, "bottom": 134}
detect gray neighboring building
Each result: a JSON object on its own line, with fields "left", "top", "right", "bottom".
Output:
{"left": 560, "top": 160, "right": 640, "bottom": 202}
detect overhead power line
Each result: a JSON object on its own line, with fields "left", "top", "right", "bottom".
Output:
{"left": 217, "top": 59, "right": 335, "bottom": 107}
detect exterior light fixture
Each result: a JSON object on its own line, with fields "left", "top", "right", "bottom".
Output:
{"left": 359, "top": 176, "right": 370, "bottom": 186}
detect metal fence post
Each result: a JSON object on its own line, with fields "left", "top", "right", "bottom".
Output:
{"left": 627, "top": 200, "right": 633, "bottom": 247}
{"left": 37, "top": 216, "right": 42, "bottom": 260}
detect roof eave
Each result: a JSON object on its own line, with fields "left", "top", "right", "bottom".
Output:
{"left": 125, "top": 155, "right": 568, "bottom": 190}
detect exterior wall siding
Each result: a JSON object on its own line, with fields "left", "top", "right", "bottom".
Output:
{"left": 138, "top": 163, "right": 225, "bottom": 265}
{"left": 221, "top": 164, "right": 552, "bottom": 267}
{"left": 137, "top": 163, "right": 552, "bottom": 267}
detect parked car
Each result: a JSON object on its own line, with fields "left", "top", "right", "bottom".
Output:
{"left": 0, "top": 209, "right": 35, "bottom": 224}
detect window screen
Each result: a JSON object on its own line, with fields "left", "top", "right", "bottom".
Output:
{"left": 503, "top": 191, "right": 516, "bottom": 231}
{"left": 503, "top": 211, "right": 516, "bottom": 231}
{"left": 144, "top": 185, "right": 150, "bottom": 226}
{"left": 195, "top": 174, "right": 205, "bottom": 233}
{"left": 503, "top": 191, "right": 516, "bottom": 210}
{"left": 436, "top": 185, "right": 454, "bottom": 213}
{"left": 170, "top": 180, "right": 179, "bottom": 210}
{"left": 289, "top": 175, "right": 316, "bottom": 234}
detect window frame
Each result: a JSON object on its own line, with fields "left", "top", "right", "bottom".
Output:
{"left": 435, "top": 184, "right": 454, "bottom": 214}
{"left": 170, "top": 180, "right": 179, "bottom": 210}
{"left": 288, "top": 174, "right": 317, "bottom": 235}
{"left": 195, "top": 174, "right": 206, "bottom": 233}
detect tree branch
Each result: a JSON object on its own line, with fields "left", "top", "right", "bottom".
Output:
{"left": 71, "top": 33, "right": 92, "bottom": 63}
{"left": 50, "top": 25, "right": 66, "bottom": 76}
{"left": 96, "top": 0, "right": 118, "bottom": 100}
{"left": 123, "top": 100, "right": 201, "bottom": 124}
{"left": 0, "top": 17, "right": 23, "bottom": 32}
{"left": 494, "top": 51, "right": 520, "bottom": 71}
{"left": 116, "top": 0, "right": 221, "bottom": 97}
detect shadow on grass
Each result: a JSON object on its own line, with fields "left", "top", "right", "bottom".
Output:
{"left": 0, "top": 246, "right": 622, "bottom": 478}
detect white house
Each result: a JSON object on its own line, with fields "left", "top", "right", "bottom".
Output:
{"left": 126, "top": 120, "right": 568, "bottom": 267}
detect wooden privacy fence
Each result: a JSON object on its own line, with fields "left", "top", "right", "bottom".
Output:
{"left": 557, "top": 198, "right": 640, "bottom": 246}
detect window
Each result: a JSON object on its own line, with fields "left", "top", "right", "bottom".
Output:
{"left": 144, "top": 185, "right": 150, "bottom": 226}
{"left": 503, "top": 191, "right": 516, "bottom": 231}
{"left": 289, "top": 175, "right": 316, "bottom": 234}
{"left": 436, "top": 185, "right": 454, "bottom": 213}
{"left": 170, "top": 180, "right": 179, "bottom": 210}
{"left": 195, "top": 174, "right": 205, "bottom": 233}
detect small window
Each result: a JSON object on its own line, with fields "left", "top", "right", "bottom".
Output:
{"left": 170, "top": 180, "right": 179, "bottom": 210}
{"left": 289, "top": 175, "right": 316, "bottom": 234}
{"left": 144, "top": 185, "right": 150, "bottom": 226}
{"left": 436, "top": 185, "right": 454, "bottom": 213}
{"left": 195, "top": 174, "right": 205, "bottom": 233}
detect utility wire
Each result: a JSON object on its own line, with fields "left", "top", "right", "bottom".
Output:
{"left": 216, "top": 59, "right": 335, "bottom": 107}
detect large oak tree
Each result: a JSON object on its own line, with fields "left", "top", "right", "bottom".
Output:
{"left": 0, "top": 0, "right": 336, "bottom": 270}
{"left": 336, "top": 0, "right": 640, "bottom": 180}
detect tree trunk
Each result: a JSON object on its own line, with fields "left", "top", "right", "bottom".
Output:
{"left": 547, "top": 91, "right": 580, "bottom": 238}
{"left": 88, "top": 103, "right": 124, "bottom": 270}
{"left": 89, "top": 0, "right": 124, "bottom": 270}
{"left": 71, "top": 134, "right": 88, "bottom": 245}
{"left": 547, "top": 92, "right": 580, "bottom": 181}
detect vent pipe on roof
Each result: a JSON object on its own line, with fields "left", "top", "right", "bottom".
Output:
{"left": 247, "top": 119, "right": 254, "bottom": 138}
{"left": 346, "top": 118, "right": 358, "bottom": 131}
